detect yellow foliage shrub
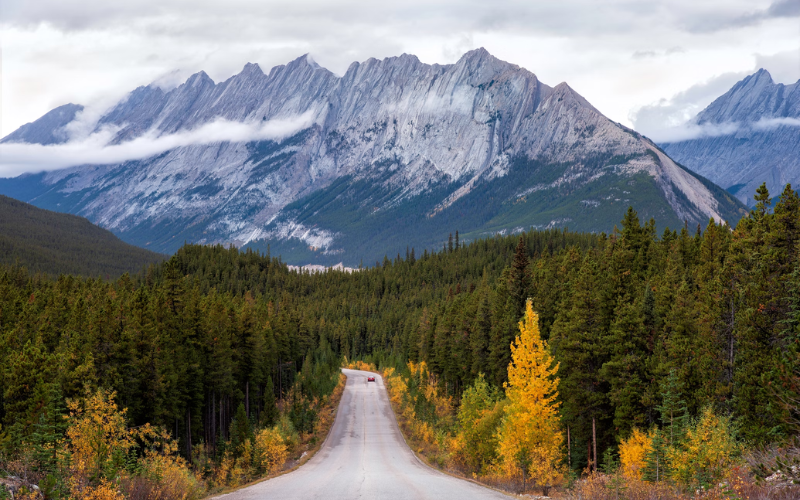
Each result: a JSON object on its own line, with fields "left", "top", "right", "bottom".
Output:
{"left": 213, "top": 453, "right": 234, "bottom": 488}
{"left": 619, "top": 428, "right": 653, "bottom": 479}
{"left": 667, "top": 407, "right": 741, "bottom": 489}
{"left": 253, "top": 427, "right": 288, "bottom": 475}
{"left": 66, "top": 389, "right": 136, "bottom": 480}
{"left": 344, "top": 360, "right": 377, "bottom": 372}
{"left": 66, "top": 389, "right": 204, "bottom": 499}
{"left": 75, "top": 479, "right": 125, "bottom": 500}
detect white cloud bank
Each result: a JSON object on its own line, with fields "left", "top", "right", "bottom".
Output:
{"left": 0, "top": 112, "right": 316, "bottom": 178}
{"left": 650, "top": 116, "right": 800, "bottom": 143}
{"left": 753, "top": 117, "right": 800, "bottom": 130}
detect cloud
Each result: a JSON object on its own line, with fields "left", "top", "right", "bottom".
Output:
{"left": 767, "top": 0, "right": 800, "bottom": 18}
{"left": 753, "top": 117, "right": 800, "bottom": 130}
{"left": 639, "top": 117, "right": 800, "bottom": 144}
{"left": 681, "top": 0, "right": 800, "bottom": 33}
{"left": 630, "top": 70, "right": 750, "bottom": 140}
{"left": 646, "top": 122, "right": 741, "bottom": 143}
{"left": 1, "top": 0, "right": 797, "bottom": 140}
{"left": 632, "top": 47, "right": 685, "bottom": 59}
{"left": 632, "top": 50, "right": 657, "bottom": 60}
{"left": 0, "top": 112, "right": 316, "bottom": 178}
{"left": 755, "top": 48, "right": 800, "bottom": 84}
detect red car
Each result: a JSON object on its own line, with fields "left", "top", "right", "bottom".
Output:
{"left": 367, "top": 376, "right": 376, "bottom": 382}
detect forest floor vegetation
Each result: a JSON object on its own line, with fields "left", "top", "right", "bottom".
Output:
{"left": 206, "top": 372, "right": 346, "bottom": 498}
{"left": 0, "top": 358, "right": 344, "bottom": 500}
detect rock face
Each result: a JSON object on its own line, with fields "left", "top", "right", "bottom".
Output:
{"left": 1, "top": 103, "right": 84, "bottom": 145}
{"left": 0, "top": 49, "right": 746, "bottom": 264}
{"left": 662, "top": 69, "right": 800, "bottom": 206}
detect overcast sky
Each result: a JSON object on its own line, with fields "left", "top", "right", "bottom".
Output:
{"left": 1, "top": 0, "right": 799, "bottom": 144}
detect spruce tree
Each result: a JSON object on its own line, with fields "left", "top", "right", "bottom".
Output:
{"left": 29, "top": 385, "right": 68, "bottom": 471}
{"left": 642, "top": 428, "right": 668, "bottom": 482}
{"left": 508, "top": 236, "right": 530, "bottom": 314}
{"left": 261, "top": 377, "right": 279, "bottom": 428}
{"left": 230, "top": 403, "right": 251, "bottom": 456}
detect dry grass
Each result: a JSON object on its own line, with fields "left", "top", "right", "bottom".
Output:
{"left": 557, "top": 470, "right": 800, "bottom": 500}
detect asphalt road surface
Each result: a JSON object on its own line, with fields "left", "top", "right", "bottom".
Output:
{"left": 218, "top": 369, "right": 510, "bottom": 500}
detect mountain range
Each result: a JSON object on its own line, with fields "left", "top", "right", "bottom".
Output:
{"left": 662, "top": 69, "right": 800, "bottom": 206}
{"left": 0, "top": 49, "right": 746, "bottom": 265}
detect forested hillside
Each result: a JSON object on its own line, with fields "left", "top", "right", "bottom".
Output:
{"left": 0, "top": 195, "right": 165, "bottom": 277}
{"left": 1, "top": 183, "right": 799, "bottom": 498}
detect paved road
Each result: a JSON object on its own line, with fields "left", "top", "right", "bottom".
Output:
{"left": 219, "top": 369, "right": 509, "bottom": 500}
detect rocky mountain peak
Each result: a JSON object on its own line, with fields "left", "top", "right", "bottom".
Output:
{"left": 185, "top": 70, "right": 214, "bottom": 88}
{"left": 239, "top": 62, "right": 265, "bottom": 78}
{"left": 284, "top": 53, "right": 321, "bottom": 71}
{"left": 548, "top": 82, "right": 594, "bottom": 109}
{"left": 750, "top": 68, "right": 774, "bottom": 83}
{"left": 696, "top": 68, "right": 798, "bottom": 125}
{"left": 663, "top": 68, "right": 800, "bottom": 207}
{"left": 453, "top": 47, "right": 517, "bottom": 85}
{"left": 0, "top": 103, "right": 84, "bottom": 145}
{"left": 0, "top": 49, "right": 747, "bottom": 263}
{"left": 458, "top": 47, "right": 493, "bottom": 65}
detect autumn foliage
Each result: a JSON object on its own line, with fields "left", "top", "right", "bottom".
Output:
{"left": 496, "top": 300, "right": 564, "bottom": 494}
{"left": 619, "top": 428, "right": 653, "bottom": 479}
{"left": 63, "top": 389, "right": 202, "bottom": 500}
{"left": 252, "top": 427, "right": 289, "bottom": 475}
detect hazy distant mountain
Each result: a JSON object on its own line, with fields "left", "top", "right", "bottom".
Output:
{"left": 662, "top": 69, "right": 800, "bottom": 206}
{"left": 1, "top": 103, "right": 84, "bottom": 146}
{"left": 0, "top": 195, "right": 164, "bottom": 277}
{"left": 0, "top": 49, "right": 745, "bottom": 265}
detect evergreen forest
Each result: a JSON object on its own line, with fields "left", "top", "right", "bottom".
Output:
{"left": 1, "top": 183, "right": 799, "bottom": 498}
{"left": 0, "top": 195, "right": 165, "bottom": 278}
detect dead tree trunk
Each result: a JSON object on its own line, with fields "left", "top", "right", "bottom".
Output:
{"left": 567, "top": 426, "right": 571, "bottom": 471}
{"left": 186, "top": 408, "right": 192, "bottom": 458}
{"left": 592, "top": 417, "right": 597, "bottom": 473}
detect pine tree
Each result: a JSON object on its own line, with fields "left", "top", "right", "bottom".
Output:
{"left": 508, "top": 237, "right": 530, "bottom": 314}
{"left": 657, "top": 369, "right": 688, "bottom": 446}
{"left": 550, "top": 255, "right": 611, "bottom": 470}
{"left": 471, "top": 285, "right": 492, "bottom": 378}
{"left": 642, "top": 428, "right": 668, "bottom": 482}
{"left": 261, "top": 376, "right": 279, "bottom": 428}
{"left": 230, "top": 403, "right": 251, "bottom": 456}
{"left": 29, "top": 385, "right": 68, "bottom": 471}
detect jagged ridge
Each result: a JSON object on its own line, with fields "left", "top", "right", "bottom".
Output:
{"left": 0, "top": 49, "right": 746, "bottom": 264}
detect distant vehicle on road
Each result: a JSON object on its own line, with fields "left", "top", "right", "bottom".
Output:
{"left": 367, "top": 376, "right": 376, "bottom": 382}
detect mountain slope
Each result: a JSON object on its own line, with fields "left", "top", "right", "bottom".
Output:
{"left": 661, "top": 69, "right": 800, "bottom": 206}
{"left": 0, "top": 195, "right": 165, "bottom": 277}
{"left": 0, "top": 49, "right": 746, "bottom": 265}
{"left": 0, "top": 103, "right": 84, "bottom": 145}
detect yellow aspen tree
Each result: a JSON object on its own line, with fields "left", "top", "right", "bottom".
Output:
{"left": 619, "top": 427, "right": 653, "bottom": 479}
{"left": 497, "top": 300, "right": 564, "bottom": 494}
{"left": 66, "top": 389, "right": 136, "bottom": 481}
